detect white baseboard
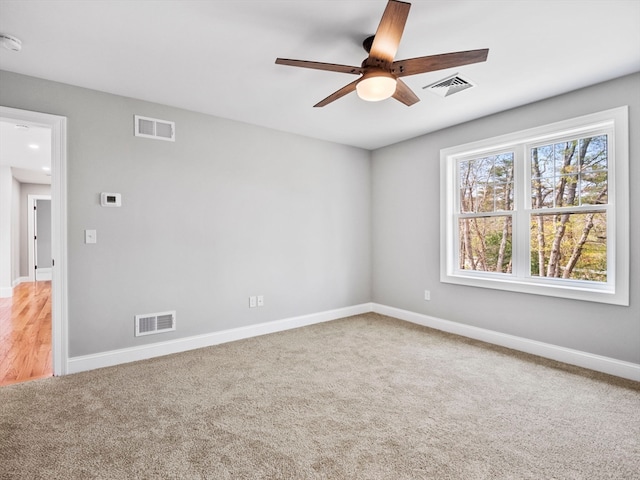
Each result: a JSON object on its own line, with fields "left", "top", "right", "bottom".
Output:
{"left": 35, "top": 268, "right": 52, "bottom": 281}
{"left": 65, "top": 301, "right": 639, "bottom": 382}
{"left": 2, "top": 276, "right": 31, "bottom": 297}
{"left": 67, "top": 303, "right": 373, "bottom": 374}
{"left": 372, "top": 303, "right": 640, "bottom": 382}
{"left": 12, "top": 276, "right": 30, "bottom": 287}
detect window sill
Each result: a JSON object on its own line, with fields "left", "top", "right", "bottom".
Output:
{"left": 441, "top": 272, "right": 628, "bottom": 306}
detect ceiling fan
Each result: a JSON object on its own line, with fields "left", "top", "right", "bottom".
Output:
{"left": 275, "top": 0, "right": 489, "bottom": 107}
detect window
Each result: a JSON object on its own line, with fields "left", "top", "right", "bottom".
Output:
{"left": 440, "top": 107, "right": 629, "bottom": 305}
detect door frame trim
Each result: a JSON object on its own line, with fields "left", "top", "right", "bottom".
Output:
{"left": 1, "top": 106, "right": 68, "bottom": 376}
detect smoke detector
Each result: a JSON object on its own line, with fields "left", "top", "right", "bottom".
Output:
{"left": 0, "top": 34, "right": 22, "bottom": 52}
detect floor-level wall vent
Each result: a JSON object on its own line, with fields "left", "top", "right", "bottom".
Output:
{"left": 135, "top": 311, "right": 176, "bottom": 337}
{"left": 134, "top": 115, "right": 175, "bottom": 141}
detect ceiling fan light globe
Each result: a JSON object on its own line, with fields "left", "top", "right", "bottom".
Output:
{"left": 356, "top": 75, "right": 397, "bottom": 102}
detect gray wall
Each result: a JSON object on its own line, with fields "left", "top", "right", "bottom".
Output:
{"left": 0, "top": 70, "right": 371, "bottom": 357}
{"left": 1, "top": 68, "right": 637, "bottom": 366}
{"left": 372, "top": 73, "right": 640, "bottom": 364}
{"left": 35, "top": 199, "right": 52, "bottom": 270}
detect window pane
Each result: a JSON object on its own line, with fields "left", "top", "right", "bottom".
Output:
{"left": 531, "top": 144, "right": 553, "bottom": 178}
{"left": 531, "top": 143, "right": 562, "bottom": 208}
{"left": 459, "top": 160, "right": 476, "bottom": 213}
{"left": 579, "top": 135, "right": 608, "bottom": 206}
{"left": 459, "top": 216, "right": 512, "bottom": 273}
{"left": 530, "top": 212, "right": 607, "bottom": 282}
{"left": 492, "top": 154, "right": 514, "bottom": 182}
{"left": 580, "top": 172, "right": 608, "bottom": 205}
{"left": 459, "top": 153, "right": 513, "bottom": 213}
{"left": 554, "top": 142, "right": 579, "bottom": 207}
{"left": 531, "top": 176, "right": 554, "bottom": 208}
{"left": 581, "top": 135, "right": 607, "bottom": 173}
{"left": 555, "top": 141, "right": 579, "bottom": 175}
{"left": 531, "top": 135, "right": 608, "bottom": 209}
{"left": 494, "top": 184, "right": 511, "bottom": 211}
{"left": 557, "top": 174, "right": 579, "bottom": 206}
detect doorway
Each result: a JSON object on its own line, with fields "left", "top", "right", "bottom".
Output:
{"left": 0, "top": 106, "right": 68, "bottom": 383}
{"left": 29, "top": 195, "right": 53, "bottom": 282}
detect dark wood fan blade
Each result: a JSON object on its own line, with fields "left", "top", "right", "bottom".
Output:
{"left": 314, "top": 79, "right": 359, "bottom": 107}
{"left": 392, "top": 78, "right": 420, "bottom": 106}
{"left": 367, "top": 0, "right": 411, "bottom": 65}
{"left": 276, "top": 58, "right": 363, "bottom": 75}
{"left": 391, "top": 49, "right": 489, "bottom": 77}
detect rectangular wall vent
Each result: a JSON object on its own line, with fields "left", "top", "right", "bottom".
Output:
{"left": 423, "top": 73, "right": 476, "bottom": 97}
{"left": 134, "top": 115, "right": 175, "bottom": 141}
{"left": 135, "top": 310, "right": 176, "bottom": 337}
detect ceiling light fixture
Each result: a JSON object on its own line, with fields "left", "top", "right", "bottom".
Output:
{"left": 42, "top": 166, "right": 51, "bottom": 171}
{"left": 356, "top": 69, "right": 397, "bottom": 102}
{"left": 28, "top": 144, "right": 39, "bottom": 149}
{"left": 0, "top": 33, "right": 22, "bottom": 52}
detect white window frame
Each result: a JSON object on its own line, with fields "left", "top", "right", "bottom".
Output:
{"left": 440, "top": 106, "right": 629, "bottom": 306}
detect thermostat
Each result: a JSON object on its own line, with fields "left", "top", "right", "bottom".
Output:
{"left": 101, "top": 192, "right": 122, "bottom": 207}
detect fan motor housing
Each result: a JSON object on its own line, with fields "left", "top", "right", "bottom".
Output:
{"left": 362, "top": 35, "right": 376, "bottom": 53}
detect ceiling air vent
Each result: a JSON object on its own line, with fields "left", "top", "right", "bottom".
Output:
{"left": 135, "top": 311, "right": 176, "bottom": 337}
{"left": 134, "top": 115, "right": 175, "bottom": 141}
{"left": 423, "top": 73, "right": 476, "bottom": 97}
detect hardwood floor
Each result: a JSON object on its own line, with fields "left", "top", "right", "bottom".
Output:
{"left": 0, "top": 281, "right": 52, "bottom": 386}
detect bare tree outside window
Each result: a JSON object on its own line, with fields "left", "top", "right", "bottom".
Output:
{"left": 458, "top": 153, "right": 513, "bottom": 273}
{"left": 530, "top": 135, "right": 608, "bottom": 281}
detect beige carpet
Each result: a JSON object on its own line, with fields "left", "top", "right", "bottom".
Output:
{"left": 1, "top": 313, "right": 639, "bottom": 479}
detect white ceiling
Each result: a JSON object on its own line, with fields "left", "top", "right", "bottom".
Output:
{"left": 0, "top": 0, "right": 638, "bottom": 150}
{"left": 0, "top": 120, "right": 51, "bottom": 184}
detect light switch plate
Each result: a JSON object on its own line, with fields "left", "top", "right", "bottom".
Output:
{"left": 85, "top": 229, "right": 97, "bottom": 244}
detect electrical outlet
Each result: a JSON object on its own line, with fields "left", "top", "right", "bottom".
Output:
{"left": 257, "top": 295, "right": 264, "bottom": 307}
{"left": 249, "top": 296, "right": 257, "bottom": 308}
{"left": 424, "top": 290, "right": 431, "bottom": 301}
